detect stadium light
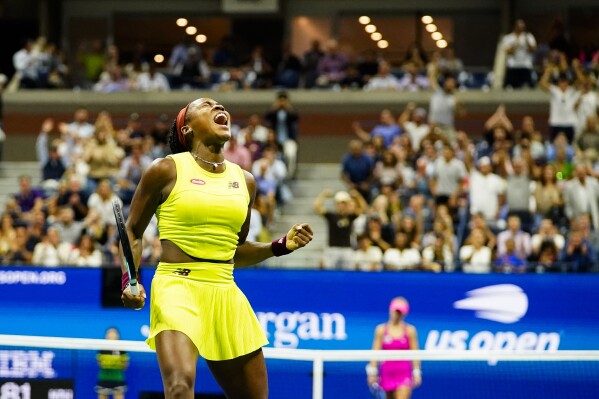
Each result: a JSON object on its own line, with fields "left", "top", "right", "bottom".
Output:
{"left": 436, "top": 39, "right": 448, "bottom": 48}
{"left": 195, "top": 34, "right": 207, "bottom": 43}
{"left": 425, "top": 24, "right": 437, "bottom": 33}
{"left": 431, "top": 32, "right": 443, "bottom": 41}
{"left": 176, "top": 18, "right": 188, "bottom": 27}
{"left": 359, "top": 16, "right": 370, "bottom": 25}
{"left": 371, "top": 32, "right": 382, "bottom": 41}
{"left": 185, "top": 26, "right": 197, "bottom": 35}
{"left": 154, "top": 54, "right": 165, "bottom": 63}
{"left": 365, "top": 24, "right": 377, "bottom": 33}
{"left": 421, "top": 15, "right": 433, "bottom": 24}
{"left": 377, "top": 40, "right": 389, "bottom": 49}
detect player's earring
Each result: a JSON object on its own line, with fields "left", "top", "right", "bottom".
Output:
{"left": 183, "top": 126, "right": 194, "bottom": 139}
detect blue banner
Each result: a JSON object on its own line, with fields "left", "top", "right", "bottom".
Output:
{"left": 0, "top": 267, "right": 598, "bottom": 398}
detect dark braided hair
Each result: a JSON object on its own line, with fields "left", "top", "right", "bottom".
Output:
{"left": 168, "top": 120, "right": 189, "bottom": 154}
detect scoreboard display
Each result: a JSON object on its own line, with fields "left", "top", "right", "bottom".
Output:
{"left": 0, "top": 379, "right": 73, "bottom": 399}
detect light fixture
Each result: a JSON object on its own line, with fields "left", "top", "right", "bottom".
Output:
{"left": 425, "top": 24, "right": 437, "bottom": 33}
{"left": 431, "top": 32, "right": 443, "bottom": 41}
{"left": 154, "top": 54, "right": 164, "bottom": 63}
{"left": 436, "top": 39, "right": 448, "bottom": 48}
{"left": 176, "top": 18, "right": 188, "bottom": 27}
{"left": 195, "top": 34, "right": 207, "bottom": 43}
{"left": 377, "top": 40, "right": 389, "bottom": 49}
{"left": 365, "top": 24, "right": 377, "bottom": 33}
{"left": 371, "top": 32, "right": 382, "bottom": 41}
{"left": 185, "top": 26, "right": 197, "bottom": 35}
{"left": 359, "top": 16, "right": 370, "bottom": 25}
{"left": 421, "top": 15, "right": 433, "bottom": 24}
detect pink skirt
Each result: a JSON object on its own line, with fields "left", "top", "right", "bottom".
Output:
{"left": 379, "top": 360, "right": 413, "bottom": 392}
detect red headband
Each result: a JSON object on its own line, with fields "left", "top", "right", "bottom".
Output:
{"left": 176, "top": 103, "right": 191, "bottom": 148}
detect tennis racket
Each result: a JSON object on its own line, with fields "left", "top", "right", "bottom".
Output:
{"left": 112, "top": 200, "right": 139, "bottom": 296}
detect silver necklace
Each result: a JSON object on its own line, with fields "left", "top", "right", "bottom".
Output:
{"left": 191, "top": 152, "right": 225, "bottom": 171}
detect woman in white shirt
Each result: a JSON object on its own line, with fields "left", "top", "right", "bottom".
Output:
{"left": 383, "top": 231, "right": 421, "bottom": 271}
{"left": 68, "top": 233, "right": 103, "bottom": 267}
{"left": 353, "top": 234, "right": 383, "bottom": 271}
{"left": 459, "top": 227, "right": 492, "bottom": 273}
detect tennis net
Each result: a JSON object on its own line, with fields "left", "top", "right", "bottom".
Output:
{"left": 0, "top": 334, "right": 598, "bottom": 399}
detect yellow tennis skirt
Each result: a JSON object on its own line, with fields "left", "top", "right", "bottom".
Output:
{"left": 145, "top": 261, "right": 268, "bottom": 361}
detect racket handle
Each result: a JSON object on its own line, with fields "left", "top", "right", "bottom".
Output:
{"left": 130, "top": 279, "right": 139, "bottom": 296}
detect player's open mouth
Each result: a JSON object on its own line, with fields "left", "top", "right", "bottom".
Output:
{"left": 214, "top": 112, "right": 228, "bottom": 126}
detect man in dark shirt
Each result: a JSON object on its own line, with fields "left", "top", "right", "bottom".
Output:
{"left": 342, "top": 140, "right": 374, "bottom": 202}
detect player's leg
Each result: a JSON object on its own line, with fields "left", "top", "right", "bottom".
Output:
{"left": 206, "top": 348, "right": 268, "bottom": 399}
{"left": 155, "top": 330, "right": 199, "bottom": 399}
{"left": 394, "top": 386, "right": 412, "bottom": 399}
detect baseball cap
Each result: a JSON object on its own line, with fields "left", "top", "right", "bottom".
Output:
{"left": 334, "top": 191, "right": 351, "bottom": 203}
{"left": 478, "top": 156, "right": 491, "bottom": 167}
{"left": 389, "top": 298, "right": 410, "bottom": 316}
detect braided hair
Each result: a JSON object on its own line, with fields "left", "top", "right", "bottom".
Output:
{"left": 168, "top": 120, "right": 189, "bottom": 154}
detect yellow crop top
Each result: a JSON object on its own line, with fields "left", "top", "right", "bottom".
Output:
{"left": 156, "top": 152, "right": 250, "bottom": 261}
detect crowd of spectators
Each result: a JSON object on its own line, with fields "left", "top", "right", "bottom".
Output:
{"left": 0, "top": 92, "right": 297, "bottom": 267}
{"left": 7, "top": 17, "right": 599, "bottom": 93}
{"left": 315, "top": 65, "right": 599, "bottom": 272}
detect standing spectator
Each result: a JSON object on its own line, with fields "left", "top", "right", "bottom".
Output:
{"left": 353, "top": 110, "right": 402, "bottom": 149}
{"left": 12, "top": 38, "right": 40, "bottom": 88}
{"left": 274, "top": 42, "right": 303, "bottom": 89}
{"left": 397, "top": 62, "right": 429, "bottom": 92}
{"left": 224, "top": 131, "right": 252, "bottom": 171}
{"left": 560, "top": 229, "right": 596, "bottom": 272}
{"left": 356, "top": 49, "right": 380, "bottom": 86}
{"left": 0, "top": 72, "right": 5, "bottom": 163}
{"left": 352, "top": 234, "right": 383, "bottom": 271}
{"left": 577, "top": 115, "right": 599, "bottom": 153}
{"left": 264, "top": 91, "right": 299, "bottom": 178}
{"left": 496, "top": 215, "right": 532, "bottom": 259}
{"left": 364, "top": 61, "right": 401, "bottom": 91}
{"left": 56, "top": 175, "right": 89, "bottom": 221}
{"left": 533, "top": 164, "right": 564, "bottom": 225}
{"left": 428, "top": 64, "right": 461, "bottom": 143}
{"left": 563, "top": 163, "right": 599, "bottom": 230}
{"left": 573, "top": 62, "right": 598, "bottom": 137}
{"left": 502, "top": 19, "right": 537, "bottom": 89}
{"left": 468, "top": 157, "right": 506, "bottom": 230}
{"left": 459, "top": 227, "right": 493, "bottom": 273}
{"left": 36, "top": 119, "right": 66, "bottom": 190}
{"left": 316, "top": 39, "right": 348, "bottom": 88}
{"left": 382, "top": 231, "right": 422, "bottom": 271}
{"left": 398, "top": 103, "right": 430, "bottom": 151}
{"left": 244, "top": 45, "right": 273, "bottom": 89}
{"left": 505, "top": 158, "right": 533, "bottom": 230}
{"left": 252, "top": 146, "right": 290, "bottom": 205}
{"left": 136, "top": 61, "right": 170, "bottom": 92}
{"left": 431, "top": 143, "right": 467, "bottom": 209}
{"left": 539, "top": 66, "right": 581, "bottom": 144}
{"left": 341, "top": 140, "right": 375, "bottom": 202}
{"left": 303, "top": 40, "right": 324, "bottom": 88}
{"left": 31, "top": 227, "right": 72, "bottom": 267}
{"left": 313, "top": 189, "right": 363, "bottom": 270}
{"left": 83, "top": 128, "right": 125, "bottom": 192}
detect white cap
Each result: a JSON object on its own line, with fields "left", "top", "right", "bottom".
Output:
{"left": 334, "top": 191, "right": 351, "bottom": 203}
{"left": 478, "top": 156, "right": 491, "bottom": 166}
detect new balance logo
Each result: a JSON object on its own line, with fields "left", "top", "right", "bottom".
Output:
{"left": 173, "top": 268, "right": 191, "bottom": 276}
{"left": 229, "top": 181, "right": 240, "bottom": 189}
{"left": 453, "top": 284, "right": 528, "bottom": 324}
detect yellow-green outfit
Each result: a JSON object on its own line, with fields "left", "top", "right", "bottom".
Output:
{"left": 146, "top": 152, "right": 268, "bottom": 361}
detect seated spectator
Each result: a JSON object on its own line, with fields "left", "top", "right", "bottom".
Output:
{"left": 244, "top": 45, "right": 273, "bottom": 89}
{"left": 373, "top": 150, "right": 402, "bottom": 189}
{"left": 513, "top": 116, "right": 546, "bottom": 161}
{"left": 576, "top": 213, "right": 599, "bottom": 252}
{"left": 421, "top": 232, "right": 453, "bottom": 272}
{"left": 422, "top": 217, "right": 457, "bottom": 253}
{"left": 356, "top": 49, "right": 380, "bottom": 86}
{"left": 314, "top": 189, "right": 363, "bottom": 270}
{"left": 264, "top": 91, "right": 299, "bottom": 178}
{"left": 252, "top": 146, "right": 290, "bottom": 205}
{"left": 546, "top": 132, "right": 574, "bottom": 162}
{"left": 468, "top": 156, "right": 506, "bottom": 230}
{"left": 397, "top": 62, "right": 429, "bottom": 92}
{"left": 136, "top": 61, "right": 170, "bottom": 92}
{"left": 14, "top": 175, "right": 44, "bottom": 214}
{"left": 341, "top": 139, "right": 375, "bottom": 202}
{"left": 240, "top": 114, "right": 270, "bottom": 150}
{"left": 533, "top": 163, "right": 564, "bottom": 224}
{"left": 494, "top": 238, "right": 528, "bottom": 273}
{"left": 87, "top": 179, "right": 122, "bottom": 227}
{"left": 531, "top": 218, "right": 565, "bottom": 258}
{"left": 496, "top": 215, "right": 531, "bottom": 259}
{"left": 560, "top": 229, "right": 596, "bottom": 272}
{"left": 459, "top": 227, "right": 493, "bottom": 273}
{"left": 534, "top": 240, "right": 560, "bottom": 272}
{"left": 31, "top": 226, "right": 72, "bottom": 267}
{"left": 67, "top": 233, "right": 103, "bottom": 267}
{"left": 403, "top": 42, "right": 428, "bottom": 71}
{"left": 364, "top": 213, "right": 394, "bottom": 252}
{"left": 93, "top": 65, "right": 131, "bottom": 93}
{"left": 52, "top": 207, "right": 84, "bottom": 245}
{"left": 431, "top": 143, "right": 467, "bottom": 209}
{"left": 0, "top": 213, "right": 16, "bottom": 260}
{"left": 117, "top": 141, "right": 152, "bottom": 205}
{"left": 5, "top": 226, "right": 33, "bottom": 264}
{"left": 224, "top": 130, "right": 252, "bottom": 171}
{"left": 56, "top": 175, "right": 89, "bottom": 221}
{"left": 438, "top": 46, "right": 464, "bottom": 77}
{"left": 398, "top": 103, "right": 430, "bottom": 151}
{"left": 12, "top": 38, "right": 40, "bottom": 89}
{"left": 352, "top": 234, "right": 383, "bottom": 271}
{"left": 364, "top": 61, "right": 400, "bottom": 91}
{"left": 316, "top": 39, "right": 349, "bottom": 88}
{"left": 353, "top": 109, "right": 402, "bottom": 149}
{"left": 506, "top": 158, "right": 533, "bottom": 230}
{"left": 577, "top": 115, "right": 599, "bottom": 153}
{"left": 274, "top": 42, "right": 302, "bottom": 89}
{"left": 303, "top": 40, "right": 324, "bottom": 88}
{"left": 383, "top": 230, "right": 422, "bottom": 271}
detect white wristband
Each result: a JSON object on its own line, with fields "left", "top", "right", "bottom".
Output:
{"left": 412, "top": 368, "right": 422, "bottom": 377}
{"left": 366, "top": 364, "right": 378, "bottom": 377}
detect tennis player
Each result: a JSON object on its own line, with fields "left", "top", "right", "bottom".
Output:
{"left": 367, "top": 297, "right": 421, "bottom": 399}
{"left": 119, "top": 98, "right": 313, "bottom": 398}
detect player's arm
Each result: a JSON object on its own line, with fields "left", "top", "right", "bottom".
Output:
{"left": 407, "top": 324, "right": 422, "bottom": 386}
{"left": 366, "top": 324, "right": 384, "bottom": 384}
{"left": 234, "top": 170, "right": 313, "bottom": 268}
